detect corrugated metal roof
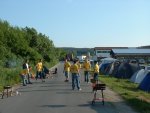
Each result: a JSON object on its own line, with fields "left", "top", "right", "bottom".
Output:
{"left": 112, "top": 49, "right": 150, "bottom": 54}
{"left": 94, "top": 47, "right": 128, "bottom": 50}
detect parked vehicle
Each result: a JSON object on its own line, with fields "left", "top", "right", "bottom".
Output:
{"left": 138, "top": 59, "right": 145, "bottom": 64}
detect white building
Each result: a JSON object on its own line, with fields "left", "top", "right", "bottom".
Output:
{"left": 94, "top": 47, "right": 127, "bottom": 60}
{"left": 77, "top": 55, "right": 86, "bottom": 61}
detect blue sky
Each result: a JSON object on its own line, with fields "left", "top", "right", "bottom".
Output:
{"left": 0, "top": 0, "right": 150, "bottom": 48}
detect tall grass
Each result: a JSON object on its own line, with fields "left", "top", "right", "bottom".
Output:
{"left": 0, "top": 68, "right": 21, "bottom": 91}
{"left": 100, "top": 76, "right": 150, "bottom": 113}
{"left": 0, "top": 61, "right": 59, "bottom": 92}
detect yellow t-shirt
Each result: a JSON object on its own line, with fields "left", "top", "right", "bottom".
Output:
{"left": 77, "top": 62, "right": 81, "bottom": 69}
{"left": 36, "top": 62, "right": 43, "bottom": 71}
{"left": 94, "top": 64, "right": 99, "bottom": 73}
{"left": 64, "top": 62, "right": 71, "bottom": 72}
{"left": 21, "top": 69, "right": 28, "bottom": 75}
{"left": 70, "top": 64, "right": 79, "bottom": 73}
{"left": 83, "top": 61, "right": 91, "bottom": 71}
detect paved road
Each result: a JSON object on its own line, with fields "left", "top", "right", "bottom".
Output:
{"left": 0, "top": 62, "right": 137, "bottom": 113}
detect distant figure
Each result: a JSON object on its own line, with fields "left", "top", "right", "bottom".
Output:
{"left": 53, "top": 68, "right": 57, "bottom": 74}
{"left": 93, "top": 61, "right": 99, "bottom": 83}
{"left": 70, "top": 60, "right": 82, "bottom": 91}
{"left": 63, "top": 59, "right": 71, "bottom": 82}
{"left": 36, "top": 59, "right": 44, "bottom": 82}
{"left": 20, "top": 69, "right": 28, "bottom": 86}
{"left": 83, "top": 58, "right": 91, "bottom": 83}
{"left": 22, "top": 59, "right": 32, "bottom": 84}
{"left": 42, "top": 65, "right": 50, "bottom": 78}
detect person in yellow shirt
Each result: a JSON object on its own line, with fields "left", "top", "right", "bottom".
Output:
{"left": 83, "top": 58, "right": 91, "bottom": 83}
{"left": 36, "top": 59, "right": 44, "bottom": 82}
{"left": 76, "top": 59, "right": 81, "bottom": 83}
{"left": 70, "top": 60, "right": 82, "bottom": 90}
{"left": 22, "top": 59, "right": 32, "bottom": 84}
{"left": 64, "top": 59, "right": 71, "bottom": 82}
{"left": 20, "top": 69, "right": 28, "bottom": 86}
{"left": 93, "top": 61, "right": 99, "bottom": 83}
{"left": 77, "top": 59, "right": 81, "bottom": 70}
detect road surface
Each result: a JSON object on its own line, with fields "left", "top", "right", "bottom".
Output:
{"left": 0, "top": 62, "right": 137, "bottom": 113}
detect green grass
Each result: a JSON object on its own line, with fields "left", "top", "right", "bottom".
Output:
{"left": 100, "top": 75, "right": 150, "bottom": 113}
{"left": 0, "top": 61, "right": 58, "bottom": 92}
{"left": 0, "top": 68, "right": 22, "bottom": 92}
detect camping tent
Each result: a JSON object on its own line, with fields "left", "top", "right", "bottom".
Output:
{"left": 115, "top": 62, "right": 133, "bottom": 78}
{"left": 130, "top": 69, "right": 149, "bottom": 83}
{"left": 109, "top": 61, "right": 121, "bottom": 76}
{"left": 99, "top": 62, "right": 111, "bottom": 75}
{"left": 115, "top": 61, "right": 140, "bottom": 79}
{"left": 139, "top": 72, "right": 150, "bottom": 92}
{"left": 101, "top": 58, "right": 117, "bottom": 64}
{"left": 99, "top": 58, "right": 117, "bottom": 75}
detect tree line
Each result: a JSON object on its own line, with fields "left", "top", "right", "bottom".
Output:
{"left": 0, "top": 19, "right": 66, "bottom": 88}
{"left": 0, "top": 19, "right": 66, "bottom": 68}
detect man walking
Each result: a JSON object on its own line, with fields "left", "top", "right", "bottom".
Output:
{"left": 70, "top": 60, "right": 82, "bottom": 91}
{"left": 63, "top": 59, "right": 71, "bottom": 82}
{"left": 36, "top": 59, "right": 44, "bottom": 82}
{"left": 83, "top": 58, "right": 91, "bottom": 83}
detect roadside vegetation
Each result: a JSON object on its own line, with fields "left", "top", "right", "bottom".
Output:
{"left": 100, "top": 75, "right": 150, "bottom": 113}
{"left": 0, "top": 19, "right": 66, "bottom": 91}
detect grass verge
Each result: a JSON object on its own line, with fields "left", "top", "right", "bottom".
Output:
{"left": 100, "top": 75, "right": 150, "bottom": 113}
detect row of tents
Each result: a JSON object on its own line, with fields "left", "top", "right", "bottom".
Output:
{"left": 99, "top": 58, "right": 150, "bottom": 92}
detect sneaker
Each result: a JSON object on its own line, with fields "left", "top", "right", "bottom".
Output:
{"left": 78, "top": 88, "right": 82, "bottom": 91}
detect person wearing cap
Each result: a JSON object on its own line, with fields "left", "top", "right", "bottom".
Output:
{"left": 83, "top": 58, "right": 91, "bottom": 83}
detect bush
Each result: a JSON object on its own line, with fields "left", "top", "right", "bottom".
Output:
{"left": 0, "top": 68, "right": 21, "bottom": 91}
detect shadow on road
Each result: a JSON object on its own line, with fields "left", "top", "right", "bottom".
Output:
{"left": 41, "top": 105, "right": 67, "bottom": 108}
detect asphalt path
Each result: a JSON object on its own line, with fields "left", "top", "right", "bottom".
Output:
{"left": 0, "top": 62, "right": 137, "bottom": 113}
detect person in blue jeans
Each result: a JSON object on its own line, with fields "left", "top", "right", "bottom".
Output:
{"left": 70, "top": 60, "right": 82, "bottom": 91}
{"left": 22, "top": 59, "right": 32, "bottom": 84}
{"left": 20, "top": 70, "right": 28, "bottom": 86}
{"left": 83, "top": 59, "right": 91, "bottom": 83}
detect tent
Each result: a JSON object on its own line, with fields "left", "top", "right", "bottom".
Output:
{"left": 109, "top": 61, "right": 121, "bottom": 76}
{"left": 101, "top": 58, "right": 117, "bottom": 64}
{"left": 99, "top": 62, "right": 111, "bottom": 75}
{"left": 115, "top": 61, "right": 140, "bottom": 79}
{"left": 103, "top": 63, "right": 113, "bottom": 75}
{"left": 139, "top": 72, "right": 150, "bottom": 92}
{"left": 130, "top": 63, "right": 140, "bottom": 73}
{"left": 115, "top": 62, "right": 133, "bottom": 78}
{"left": 130, "top": 69, "right": 149, "bottom": 83}
{"left": 99, "top": 58, "right": 118, "bottom": 75}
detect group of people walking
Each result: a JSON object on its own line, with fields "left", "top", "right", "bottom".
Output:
{"left": 63, "top": 58, "right": 100, "bottom": 91}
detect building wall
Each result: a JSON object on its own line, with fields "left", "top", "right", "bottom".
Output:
{"left": 95, "top": 50, "right": 111, "bottom": 58}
